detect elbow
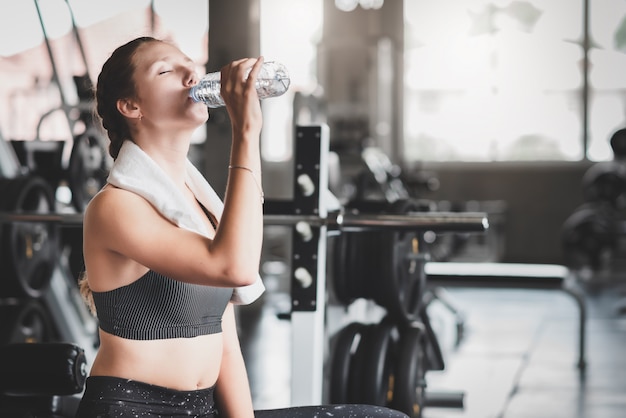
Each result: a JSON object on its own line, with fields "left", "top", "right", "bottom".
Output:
{"left": 221, "top": 264, "right": 258, "bottom": 287}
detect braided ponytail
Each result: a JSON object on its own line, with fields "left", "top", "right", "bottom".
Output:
{"left": 95, "top": 36, "right": 160, "bottom": 159}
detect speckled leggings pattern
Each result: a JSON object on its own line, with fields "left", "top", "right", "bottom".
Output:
{"left": 75, "top": 376, "right": 218, "bottom": 417}
{"left": 75, "top": 376, "right": 410, "bottom": 418}
{"left": 255, "top": 405, "right": 411, "bottom": 418}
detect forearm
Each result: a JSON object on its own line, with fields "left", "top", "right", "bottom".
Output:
{"left": 212, "top": 134, "right": 264, "bottom": 282}
{"left": 209, "top": 57, "right": 265, "bottom": 285}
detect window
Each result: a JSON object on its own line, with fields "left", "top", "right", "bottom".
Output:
{"left": 588, "top": 0, "right": 626, "bottom": 160}
{"left": 260, "top": 0, "right": 323, "bottom": 162}
{"left": 404, "top": 0, "right": 626, "bottom": 162}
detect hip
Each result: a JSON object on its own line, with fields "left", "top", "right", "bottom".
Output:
{"left": 75, "top": 375, "right": 218, "bottom": 418}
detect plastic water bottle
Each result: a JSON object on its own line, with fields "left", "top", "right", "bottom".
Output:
{"left": 189, "top": 61, "right": 290, "bottom": 108}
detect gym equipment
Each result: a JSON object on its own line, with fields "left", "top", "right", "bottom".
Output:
{"left": 67, "top": 128, "right": 110, "bottom": 212}
{"left": 330, "top": 320, "right": 419, "bottom": 415}
{"left": 0, "top": 342, "right": 86, "bottom": 417}
{"left": 581, "top": 161, "right": 626, "bottom": 208}
{"left": 9, "top": 140, "right": 66, "bottom": 190}
{"left": 281, "top": 125, "right": 482, "bottom": 410}
{"left": 0, "top": 125, "right": 489, "bottom": 409}
{"left": 610, "top": 127, "right": 626, "bottom": 159}
{"left": 563, "top": 127, "right": 626, "bottom": 272}
{"left": 561, "top": 202, "right": 619, "bottom": 271}
{"left": 424, "top": 261, "right": 587, "bottom": 370}
{"left": 25, "top": 0, "right": 110, "bottom": 212}
{"left": 0, "top": 342, "right": 86, "bottom": 396}
{"left": 0, "top": 208, "right": 488, "bottom": 233}
{"left": 329, "top": 322, "right": 367, "bottom": 405}
{"left": 0, "top": 176, "right": 59, "bottom": 298}
{"left": 332, "top": 199, "right": 429, "bottom": 322}
{"left": 358, "top": 146, "right": 411, "bottom": 202}
{"left": 333, "top": 146, "right": 471, "bottom": 264}
{"left": 0, "top": 299, "right": 54, "bottom": 344}
{"left": 390, "top": 322, "right": 427, "bottom": 418}
{"left": 347, "top": 321, "right": 396, "bottom": 406}
{"left": 329, "top": 317, "right": 447, "bottom": 418}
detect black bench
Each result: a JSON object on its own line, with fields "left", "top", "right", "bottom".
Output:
{"left": 0, "top": 342, "right": 87, "bottom": 417}
{"left": 424, "top": 262, "right": 587, "bottom": 370}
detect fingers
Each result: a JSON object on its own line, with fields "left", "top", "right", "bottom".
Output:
{"left": 221, "top": 57, "right": 262, "bottom": 85}
{"left": 219, "top": 57, "right": 264, "bottom": 107}
{"left": 245, "top": 56, "right": 264, "bottom": 87}
{"left": 219, "top": 57, "right": 264, "bottom": 137}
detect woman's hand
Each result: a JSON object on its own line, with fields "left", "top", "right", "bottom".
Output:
{"left": 220, "top": 57, "right": 264, "bottom": 140}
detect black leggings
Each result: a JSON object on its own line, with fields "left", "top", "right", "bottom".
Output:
{"left": 75, "top": 376, "right": 410, "bottom": 418}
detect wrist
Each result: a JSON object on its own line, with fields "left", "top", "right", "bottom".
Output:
{"left": 228, "top": 165, "right": 264, "bottom": 204}
{"left": 232, "top": 125, "right": 261, "bottom": 144}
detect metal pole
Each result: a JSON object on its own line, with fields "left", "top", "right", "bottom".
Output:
{"left": 582, "top": 0, "right": 590, "bottom": 159}
{"left": 0, "top": 211, "right": 488, "bottom": 233}
{"left": 33, "top": 0, "right": 68, "bottom": 107}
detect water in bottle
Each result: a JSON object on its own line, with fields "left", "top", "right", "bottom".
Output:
{"left": 189, "top": 61, "right": 290, "bottom": 108}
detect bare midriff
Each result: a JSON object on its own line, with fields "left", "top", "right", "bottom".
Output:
{"left": 89, "top": 329, "right": 223, "bottom": 390}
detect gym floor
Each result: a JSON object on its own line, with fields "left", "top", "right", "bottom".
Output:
{"left": 238, "top": 275, "right": 626, "bottom": 418}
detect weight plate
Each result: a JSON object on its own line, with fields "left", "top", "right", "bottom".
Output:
{"left": 329, "top": 322, "right": 367, "bottom": 404}
{"left": 360, "top": 318, "right": 397, "bottom": 406}
{"left": 0, "top": 300, "right": 53, "bottom": 344}
{"left": 332, "top": 198, "right": 430, "bottom": 322}
{"left": 419, "top": 308, "right": 445, "bottom": 372}
{"left": 371, "top": 199, "right": 425, "bottom": 322}
{"left": 347, "top": 323, "right": 374, "bottom": 404}
{"left": 68, "top": 129, "right": 110, "bottom": 212}
{"left": 391, "top": 324, "right": 426, "bottom": 418}
{"left": 0, "top": 176, "right": 59, "bottom": 298}
{"left": 332, "top": 233, "right": 356, "bottom": 305}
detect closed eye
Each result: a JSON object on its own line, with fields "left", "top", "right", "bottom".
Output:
{"left": 158, "top": 70, "right": 172, "bottom": 75}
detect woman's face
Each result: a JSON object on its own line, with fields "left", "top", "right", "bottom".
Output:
{"left": 131, "top": 41, "right": 208, "bottom": 131}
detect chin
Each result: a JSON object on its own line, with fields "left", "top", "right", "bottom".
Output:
{"left": 190, "top": 106, "right": 209, "bottom": 123}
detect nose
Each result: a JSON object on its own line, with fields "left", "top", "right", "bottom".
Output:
{"left": 185, "top": 70, "right": 198, "bottom": 87}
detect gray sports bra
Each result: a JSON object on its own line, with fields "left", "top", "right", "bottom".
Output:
{"left": 92, "top": 270, "right": 233, "bottom": 340}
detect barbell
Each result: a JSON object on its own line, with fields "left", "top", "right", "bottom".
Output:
{"left": 0, "top": 210, "right": 489, "bottom": 232}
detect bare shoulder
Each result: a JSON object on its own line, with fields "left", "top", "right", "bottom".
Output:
{"left": 84, "top": 186, "right": 165, "bottom": 245}
{"left": 83, "top": 186, "right": 171, "bottom": 290}
{"left": 85, "top": 186, "right": 155, "bottom": 224}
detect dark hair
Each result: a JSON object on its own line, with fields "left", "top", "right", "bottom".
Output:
{"left": 95, "top": 36, "right": 161, "bottom": 159}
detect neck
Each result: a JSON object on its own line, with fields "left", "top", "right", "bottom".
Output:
{"left": 134, "top": 130, "right": 193, "bottom": 188}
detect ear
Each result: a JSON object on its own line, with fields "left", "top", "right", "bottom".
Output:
{"left": 116, "top": 98, "right": 142, "bottom": 119}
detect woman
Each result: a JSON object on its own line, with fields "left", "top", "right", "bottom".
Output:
{"left": 76, "top": 36, "right": 409, "bottom": 418}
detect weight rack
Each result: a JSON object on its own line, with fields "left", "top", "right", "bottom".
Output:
{"left": 0, "top": 124, "right": 490, "bottom": 410}
{"left": 264, "top": 125, "right": 489, "bottom": 407}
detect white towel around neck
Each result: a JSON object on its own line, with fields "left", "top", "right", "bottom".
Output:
{"left": 106, "top": 140, "right": 265, "bottom": 305}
